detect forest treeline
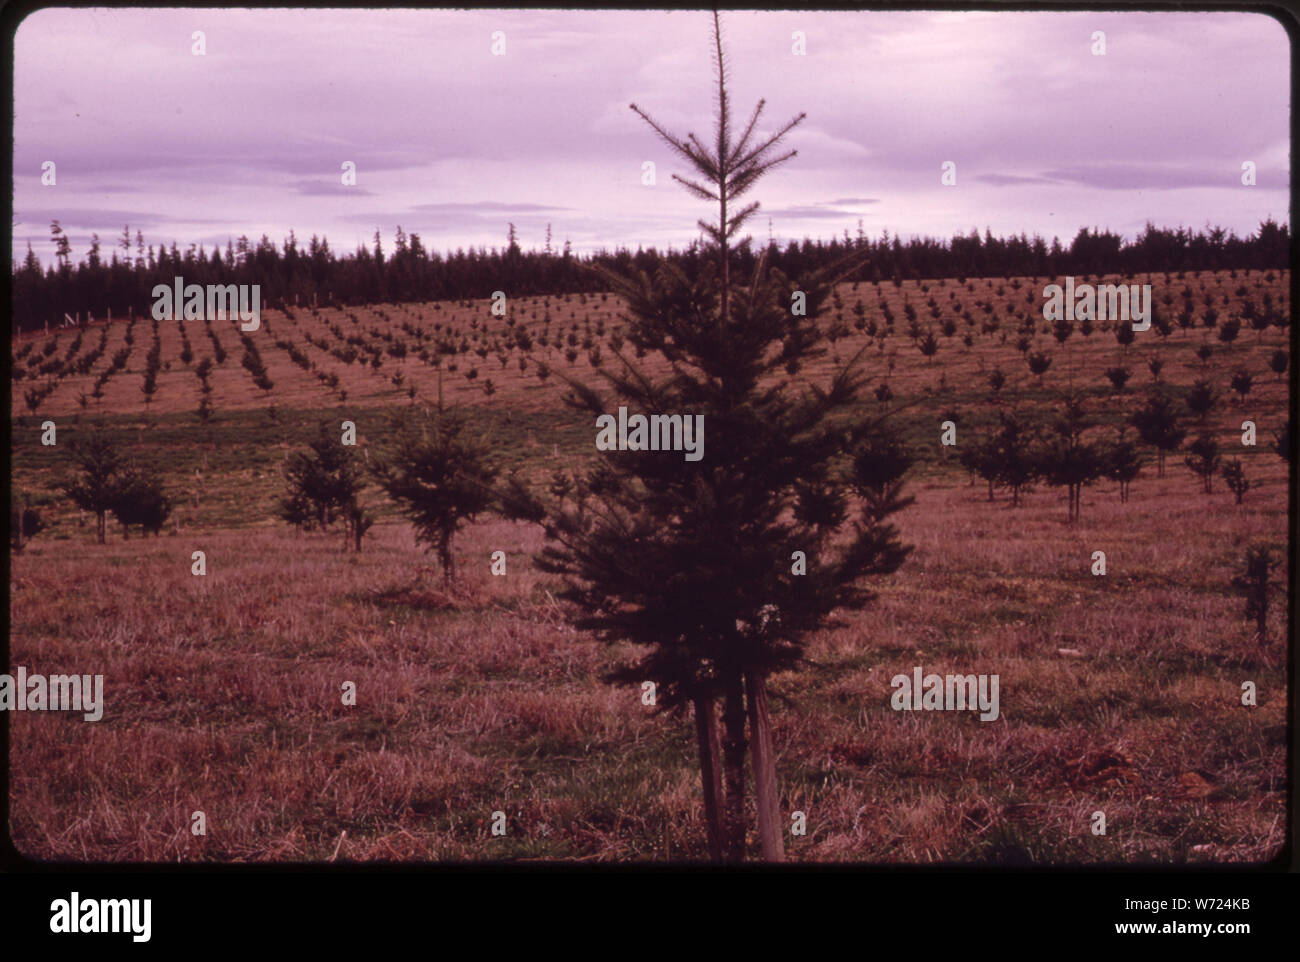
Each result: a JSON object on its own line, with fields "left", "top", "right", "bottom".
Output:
{"left": 11, "top": 217, "right": 1291, "bottom": 334}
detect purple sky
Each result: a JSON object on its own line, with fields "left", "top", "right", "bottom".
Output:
{"left": 12, "top": 8, "right": 1291, "bottom": 267}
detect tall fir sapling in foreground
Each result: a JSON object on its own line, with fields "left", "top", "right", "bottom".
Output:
{"left": 505, "top": 12, "right": 911, "bottom": 862}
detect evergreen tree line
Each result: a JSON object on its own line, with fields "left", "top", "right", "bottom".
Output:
{"left": 12, "top": 216, "right": 1291, "bottom": 335}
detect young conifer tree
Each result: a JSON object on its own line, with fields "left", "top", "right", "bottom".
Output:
{"left": 1102, "top": 429, "right": 1143, "bottom": 504}
{"left": 63, "top": 429, "right": 122, "bottom": 545}
{"left": 1039, "top": 396, "right": 1105, "bottom": 522}
{"left": 278, "top": 423, "right": 373, "bottom": 551}
{"left": 509, "top": 12, "right": 911, "bottom": 862}
{"left": 1231, "top": 543, "right": 1277, "bottom": 645}
{"left": 110, "top": 467, "right": 172, "bottom": 538}
{"left": 1130, "top": 390, "right": 1186, "bottom": 479}
{"left": 372, "top": 409, "right": 496, "bottom": 584}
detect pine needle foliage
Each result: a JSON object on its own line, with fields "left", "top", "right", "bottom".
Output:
{"left": 507, "top": 12, "right": 911, "bottom": 862}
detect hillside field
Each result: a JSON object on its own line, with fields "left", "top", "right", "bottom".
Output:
{"left": 8, "top": 268, "right": 1291, "bottom": 862}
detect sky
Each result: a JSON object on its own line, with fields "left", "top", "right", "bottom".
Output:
{"left": 11, "top": 7, "right": 1292, "bottom": 267}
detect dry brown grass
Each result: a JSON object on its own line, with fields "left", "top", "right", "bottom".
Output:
{"left": 9, "top": 269, "right": 1290, "bottom": 863}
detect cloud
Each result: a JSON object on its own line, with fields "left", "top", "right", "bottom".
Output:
{"left": 9, "top": 8, "right": 1289, "bottom": 265}
{"left": 976, "top": 174, "right": 1060, "bottom": 186}
{"left": 765, "top": 205, "right": 870, "bottom": 220}
{"left": 410, "top": 201, "right": 572, "bottom": 214}
{"left": 337, "top": 201, "right": 573, "bottom": 231}
{"left": 1040, "top": 164, "right": 1242, "bottom": 191}
{"left": 14, "top": 208, "right": 226, "bottom": 229}
{"left": 292, "top": 180, "right": 377, "bottom": 197}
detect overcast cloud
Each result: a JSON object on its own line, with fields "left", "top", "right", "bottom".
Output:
{"left": 12, "top": 8, "right": 1290, "bottom": 265}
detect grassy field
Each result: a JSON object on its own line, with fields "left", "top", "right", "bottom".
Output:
{"left": 8, "top": 268, "right": 1291, "bottom": 862}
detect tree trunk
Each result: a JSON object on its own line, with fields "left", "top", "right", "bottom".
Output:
{"left": 721, "top": 671, "right": 748, "bottom": 862}
{"left": 745, "top": 670, "right": 784, "bottom": 861}
{"left": 97, "top": 510, "right": 107, "bottom": 545}
{"left": 692, "top": 692, "right": 725, "bottom": 862}
{"left": 439, "top": 531, "right": 454, "bottom": 586}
